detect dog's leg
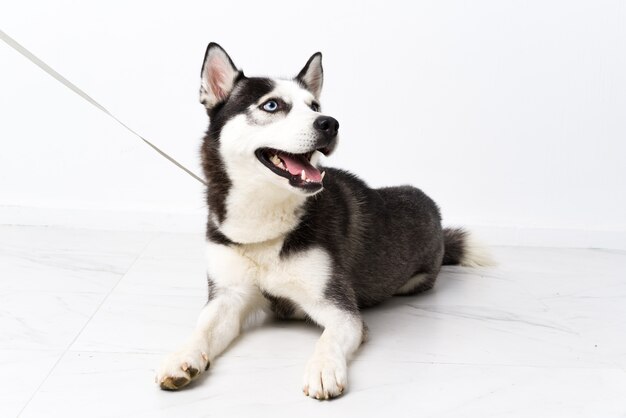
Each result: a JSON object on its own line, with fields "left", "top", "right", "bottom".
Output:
{"left": 156, "top": 283, "right": 262, "bottom": 390}
{"left": 394, "top": 272, "right": 437, "bottom": 295}
{"left": 301, "top": 303, "right": 364, "bottom": 400}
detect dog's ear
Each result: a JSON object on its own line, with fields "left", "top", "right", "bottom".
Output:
{"left": 296, "top": 52, "right": 323, "bottom": 100}
{"left": 200, "top": 43, "right": 241, "bottom": 109}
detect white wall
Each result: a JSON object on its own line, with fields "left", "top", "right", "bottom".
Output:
{"left": 1, "top": 1, "right": 625, "bottom": 248}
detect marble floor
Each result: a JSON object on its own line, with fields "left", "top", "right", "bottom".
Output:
{"left": 1, "top": 224, "right": 625, "bottom": 417}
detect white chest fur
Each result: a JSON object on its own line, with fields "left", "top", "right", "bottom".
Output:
{"left": 218, "top": 190, "right": 305, "bottom": 244}
{"left": 206, "top": 238, "right": 332, "bottom": 304}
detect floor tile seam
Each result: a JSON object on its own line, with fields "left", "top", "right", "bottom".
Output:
{"left": 14, "top": 232, "right": 159, "bottom": 417}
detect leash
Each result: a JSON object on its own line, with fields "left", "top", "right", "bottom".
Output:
{"left": 0, "top": 29, "right": 207, "bottom": 186}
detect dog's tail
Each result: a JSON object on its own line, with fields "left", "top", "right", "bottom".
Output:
{"left": 442, "top": 227, "right": 495, "bottom": 267}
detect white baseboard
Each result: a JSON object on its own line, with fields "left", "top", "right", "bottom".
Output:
{"left": 0, "top": 205, "right": 206, "bottom": 234}
{"left": 467, "top": 225, "right": 626, "bottom": 251}
{"left": 1, "top": 205, "right": 624, "bottom": 250}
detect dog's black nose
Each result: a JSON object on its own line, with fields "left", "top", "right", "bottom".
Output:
{"left": 313, "top": 116, "right": 339, "bottom": 137}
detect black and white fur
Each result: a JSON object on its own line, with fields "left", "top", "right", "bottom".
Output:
{"left": 156, "top": 43, "right": 492, "bottom": 399}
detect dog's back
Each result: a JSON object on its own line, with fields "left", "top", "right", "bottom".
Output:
{"left": 281, "top": 167, "right": 444, "bottom": 308}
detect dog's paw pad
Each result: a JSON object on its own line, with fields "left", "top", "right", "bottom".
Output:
{"left": 160, "top": 375, "right": 191, "bottom": 391}
{"left": 302, "top": 353, "right": 347, "bottom": 400}
{"left": 156, "top": 347, "right": 210, "bottom": 391}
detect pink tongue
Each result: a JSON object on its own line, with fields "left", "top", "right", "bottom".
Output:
{"left": 278, "top": 152, "right": 322, "bottom": 182}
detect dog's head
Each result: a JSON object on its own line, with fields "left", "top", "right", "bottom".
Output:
{"left": 200, "top": 43, "right": 338, "bottom": 196}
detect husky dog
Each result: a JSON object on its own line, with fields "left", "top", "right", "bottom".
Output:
{"left": 156, "top": 43, "right": 491, "bottom": 399}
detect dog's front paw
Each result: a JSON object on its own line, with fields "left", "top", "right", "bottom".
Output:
{"left": 302, "top": 352, "right": 347, "bottom": 400}
{"left": 156, "top": 344, "right": 210, "bottom": 391}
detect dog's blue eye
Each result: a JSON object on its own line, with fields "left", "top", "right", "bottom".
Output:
{"left": 262, "top": 100, "right": 279, "bottom": 112}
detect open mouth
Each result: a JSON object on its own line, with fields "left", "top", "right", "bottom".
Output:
{"left": 255, "top": 148, "right": 325, "bottom": 191}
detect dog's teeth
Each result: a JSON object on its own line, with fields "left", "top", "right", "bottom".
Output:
{"left": 321, "top": 171, "right": 326, "bottom": 180}
{"left": 301, "top": 170, "right": 306, "bottom": 180}
{"left": 270, "top": 154, "right": 281, "bottom": 166}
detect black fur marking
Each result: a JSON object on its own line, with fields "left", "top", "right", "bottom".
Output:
{"left": 442, "top": 228, "right": 467, "bottom": 265}
{"left": 324, "top": 271, "right": 360, "bottom": 314}
{"left": 207, "top": 275, "right": 217, "bottom": 302}
{"left": 281, "top": 168, "right": 445, "bottom": 309}
{"left": 201, "top": 136, "right": 231, "bottom": 224}
{"left": 201, "top": 77, "right": 275, "bottom": 224}
{"left": 206, "top": 220, "right": 236, "bottom": 246}
{"left": 262, "top": 292, "right": 300, "bottom": 319}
